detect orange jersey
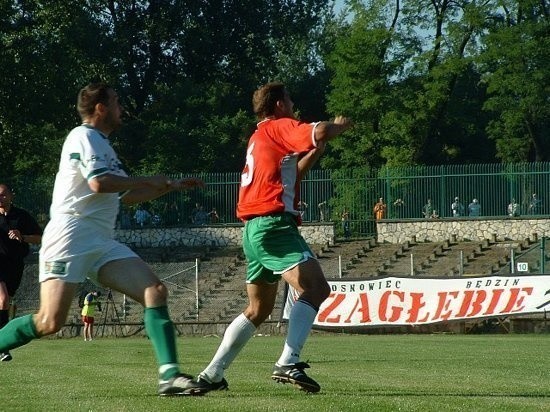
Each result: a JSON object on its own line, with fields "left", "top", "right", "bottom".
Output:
{"left": 236, "top": 118, "right": 318, "bottom": 221}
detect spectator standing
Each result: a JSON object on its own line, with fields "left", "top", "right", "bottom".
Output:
{"left": 150, "top": 208, "right": 162, "bottom": 226}
{"left": 422, "top": 198, "right": 434, "bottom": 219}
{"left": 451, "top": 197, "right": 465, "bottom": 217}
{"left": 0, "top": 183, "right": 43, "bottom": 362}
{"left": 134, "top": 205, "right": 151, "bottom": 227}
{"left": 468, "top": 198, "right": 481, "bottom": 217}
{"left": 373, "top": 197, "right": 387, "bottom": 220}
{"left": 317, "top": 201, "right": 328, "bottom": 222}
{"left": 193, "top": 205, "right": 208, "bottom": 225}
{"left": 341, "top": 208, "right": 351, "bottom": 238}
{"left": 163, "top": 201, "right": 180, "bottom": 226}
{"left": 81, "top": 291, "right": 101, "bottom": 341}
{"left": 297, "top": 200, "right": 308, "bottom": 220}
{"left": 190, "top": 202, "right": 201, "bottom": 223}
{"left": 508, "top": 198, "right": 520, "bottom": 217}
{"left": 208, "top": 207, "right": 220, "bottom": 224}
{"left": 118, "top": 207, "right": 131, "bottom": 229}
{"left": 528, "top": 193, "right": 542, "bottom": 215}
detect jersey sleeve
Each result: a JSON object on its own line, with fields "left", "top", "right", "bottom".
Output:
{"left": 66, "top": 127, "right": 127, "bottom": 181}
{"left": 271, "top": 118, "right": 319, "bottom": 153}
{"left": 80, "top": 134, "right": 113, "bottom": 181}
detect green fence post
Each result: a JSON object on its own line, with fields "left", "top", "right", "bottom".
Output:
{"left": 541, "top": 237, "right": 546, "bottom": 274}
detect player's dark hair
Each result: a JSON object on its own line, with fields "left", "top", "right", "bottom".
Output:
{"left": 252, "top": 82, "right": 286, "bottom": 119}
{"left": 77, "top": 82, "right": 112, "bottom": 121}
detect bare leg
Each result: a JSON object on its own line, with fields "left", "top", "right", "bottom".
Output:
{"left": 0, "top": 278, "right": 77, "bottom": 359}
{"left": 243, "top": 281, "right": 279, "bottom": 327}
{"left": 279, "top": 258, "right": 330, "bottom": 365}
{"left": 0, "top": 281, "right": 9, "bottom": 312}
{"left": 282, "top": 258, "right": 330, "bottom": 308}
{"left": 270, "top": 258, "right": 330, "bottom": 392}
{"left": 0, "top": 282, "right": 10, "bottom": 332}
{"left": 199, "top": 281, "right": 279, "bottom": 383}
{"left": 97, "top": 257, "right": 206, "bottom": 395}
{"left": 0, "top": 282, "right": 11, "bottom": 359}
{"left": 34, "top": 279, "right": 79, "bottom": 336}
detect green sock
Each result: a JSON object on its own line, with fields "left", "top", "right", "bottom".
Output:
{"left": 0, "top": 314, "right": 39, "bottom": 352}
{"left": 144, "top": 306, "right": 180, "bottom": 380}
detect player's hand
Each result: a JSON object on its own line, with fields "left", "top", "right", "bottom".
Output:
{"left": 8, "top": 229, "right": 23, "bottom": 242}
{"left": 333, "top": 116, "right": 353, "bottom": 130}
{"left": 170, "top": 177, "right": 205, "bottom": 191}
{"left": 146, "top": 175, "right": 173, "bottom": 191}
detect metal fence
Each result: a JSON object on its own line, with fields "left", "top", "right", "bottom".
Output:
{"left": 496, "top": 237, "right": 550, "bottom": 275}
{"left": 3, "top": 162, "right": 549, "bottom": 238}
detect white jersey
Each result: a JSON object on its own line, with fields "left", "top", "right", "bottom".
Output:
{"left": 39, "top": 125, "right": 137, "bottom": 283}
{"left": 49, "top": 124, "right": 127, "bottom": 232}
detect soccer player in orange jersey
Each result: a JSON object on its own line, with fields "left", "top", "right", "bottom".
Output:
{"left": 197, "top": 82, "right": 352, "bottom": 393}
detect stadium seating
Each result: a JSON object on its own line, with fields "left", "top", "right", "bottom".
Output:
{"left": 13, "top": 236, "right": 547, "bottom": 335}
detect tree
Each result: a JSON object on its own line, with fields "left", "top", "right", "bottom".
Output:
{"left": 86, "top": 0, "right": 334, "bottom": 173}
{"left": 479, "top": 0, "right": 550, "bottom": 162}
{"left": 0, "top": 1, "right": 114, "bottom": 178}
{"left": 325, "top": 0, "right": 498, "bottom": 169}
{"left": 0, "top": 0, "right": 334, "bottom": 178}
{"left": 325, "top": 0, "right": 402, "bottom": 171}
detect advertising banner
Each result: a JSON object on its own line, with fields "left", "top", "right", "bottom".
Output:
{"left": 283, "top": 275, "right": 550, "bottom": 327}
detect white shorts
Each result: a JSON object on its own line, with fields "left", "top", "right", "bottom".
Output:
{"left": 39, "top": 215, "right": 138, "bottom": 283}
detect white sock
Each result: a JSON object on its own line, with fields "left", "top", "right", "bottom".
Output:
{"left": 277, "top": 299, "right": 317, "bottom": 366}
{"left": 200, "top": 313, "right": 256, "bottom": 383}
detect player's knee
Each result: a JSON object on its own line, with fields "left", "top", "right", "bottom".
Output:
{"left": 155, "top": 282, "right": 169, "bottom": 300}
{"left": 244, "top": 306, "right": 271, "bottom": 326}
{"left": 34, "top": 314, "right": 65, "bottom": 336}
{"left": 144, "top": 282, "right": 168, "bottom": 306}
{"left": 319, "top": 279, "right": 331, "bottom": 301}
{"left": 302, "top": 279, "right": 330, "bottom": 307}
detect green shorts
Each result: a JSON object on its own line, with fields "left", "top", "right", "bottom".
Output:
{"left": 242, "top": 213, "right": 315, "bottom": 284}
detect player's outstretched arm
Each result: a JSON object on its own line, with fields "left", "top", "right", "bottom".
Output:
{"left": 314, "top": 116, "right": 353, "bottom": 144}
{"left": 89, "top": 174, "right": 195, "bottom": 204}
{"left": 121, "top": 177, "right": 205, "bottom": 204}
{"left": 298, "top": 116, "right": 351, "bottom": 181}
{"left": 169, "top": 177, "right": 206, "bottom": 191}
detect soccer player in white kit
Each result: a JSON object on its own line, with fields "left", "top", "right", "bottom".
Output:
{"left": 0, "top": 82, "right": 210, "bottom": 396}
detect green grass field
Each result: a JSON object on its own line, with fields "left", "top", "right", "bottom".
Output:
{"left": 2, "top": 333, "right": 549, "bottom": 411}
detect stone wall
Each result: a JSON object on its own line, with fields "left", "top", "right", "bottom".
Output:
{"left": 114, "top": 217, "right": 550, "bottom": 247}
{"left": 115, "top": 222, "right": 336, "bottom": 248}
{"left": 377, "top": 217, "right": 550, "bottom": 244}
